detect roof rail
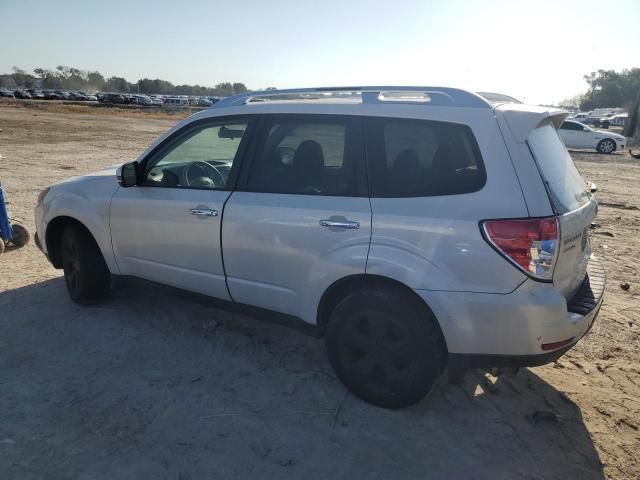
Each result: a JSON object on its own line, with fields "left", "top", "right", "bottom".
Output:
{"left": 212, "top": 86, "right": 492, "bottom": 109}
{"left": 476, "top": 92, "right": 522, "bottom": 105}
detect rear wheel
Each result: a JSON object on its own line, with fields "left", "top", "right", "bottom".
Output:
{"left": 326, "top": 287, "right": 446, "bottom": 409}
{"left": 597, "top": 139, "right": 616, "bottom": 154}
{"left": 61, "top": 225, "right": 110, "bottom": 303}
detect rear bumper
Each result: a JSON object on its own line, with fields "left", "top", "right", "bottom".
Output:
{"left": 416, "top": 256, "right": 605, "bottom": 368}
{"left": 449, "top": 291, "right": 602, "bottom": 369}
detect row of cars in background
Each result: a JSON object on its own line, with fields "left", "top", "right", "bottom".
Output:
{"left": 0, "top": 89, "right": 98, "bottom": 101}
{"left": 569, "top": 109, "right": 628, "bottom": 129}
{"left": 96, "top": 93, "right": 220, "bottom": 107}
{"left": 0, "top": 88, "right": 221, "bottom": 107}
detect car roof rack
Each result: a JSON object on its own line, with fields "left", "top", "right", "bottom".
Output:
{"left": 212, "top": 86, "right": 492, "bottom": 109}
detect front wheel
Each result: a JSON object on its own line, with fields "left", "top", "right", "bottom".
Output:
{"left": 61, "top": 225, "right": 111, "bottom": 303}
{"left": 326, "top": 287, "right": 446, "bottom": 409}
{"left": 597, "top": 139, "right": 616, "bottom": 154}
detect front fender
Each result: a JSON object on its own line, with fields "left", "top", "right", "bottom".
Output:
{"left": 42, "top": 178, "right": 120, "bottom": 274}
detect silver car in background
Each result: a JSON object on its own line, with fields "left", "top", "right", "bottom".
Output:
{"left": 34, "top": 86, "right": 605, "bottom": 408}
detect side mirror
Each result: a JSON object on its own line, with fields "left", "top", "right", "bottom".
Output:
{"left": 117, "top": 161, "right": 140, "bottom": 187}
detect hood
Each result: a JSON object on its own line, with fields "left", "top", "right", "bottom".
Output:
{"left": 55, "top": 165, "right": 119, "bottom": 187}
{"left": 592, "top": 130, "right": 626, "bottom": 140}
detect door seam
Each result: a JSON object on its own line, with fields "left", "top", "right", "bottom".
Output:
{"left": 220, "top": 190, "right": 235, "bottom": 302}
{"left": 365, "top": 196, "right": 373, "bottom": 273}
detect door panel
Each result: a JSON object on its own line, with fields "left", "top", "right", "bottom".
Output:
{"left": 559, "top": 130, "right": 577, "bottom": 148}
{"left": 222, "top": 193, "right": 371, "bottom": 322}
{"left": 575, "top": 130, "right": 592, "bottom": 148}
{"left": 110, "top": 116, "right": 252, "bottom": 299}
{"left": 110, "top": 187, "right": 231, "bottom": 298}
{"left": 221, "top": 114, "right": 369, "bottom": 323}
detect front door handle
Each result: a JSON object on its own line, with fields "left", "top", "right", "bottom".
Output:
{"left": 190, "top": 208, "right": 218, "bottom": 217}
{"left": 319, "top": 219, "right": 360, "bottom": 229}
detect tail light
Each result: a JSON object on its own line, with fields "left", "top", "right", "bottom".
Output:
{"left": 482, "top": 217, "right": 559, "bottom": 281}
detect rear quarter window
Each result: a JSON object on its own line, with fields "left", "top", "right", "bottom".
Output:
{"left": 527, "top": 121, "right": 590, "bottom": 214}
{"left": 365, "top": 117, "right": 486, "bottom": 197}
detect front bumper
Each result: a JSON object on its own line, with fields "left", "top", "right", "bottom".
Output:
{"left": 416, "top": 256, "right": 605, "bottom": 368}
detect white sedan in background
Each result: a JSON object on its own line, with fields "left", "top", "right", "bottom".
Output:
{"left": 558, "top": 120, "right": 626, "bottom": 154}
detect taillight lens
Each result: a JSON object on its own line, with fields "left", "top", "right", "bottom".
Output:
{"left": 482, "top": 217, "right": 559, "bottom": 281}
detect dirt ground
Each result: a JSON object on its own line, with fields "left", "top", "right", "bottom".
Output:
{"left": 0, "top": 100, "right": 638, "bottom": 480}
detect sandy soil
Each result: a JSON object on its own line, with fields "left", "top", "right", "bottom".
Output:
{"left": 0, "top": 100, "right": 638, "bottom": 480}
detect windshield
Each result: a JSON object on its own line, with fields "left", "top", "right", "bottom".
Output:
{"left": 527, "top": 120, "right": 591, "bottom": 214}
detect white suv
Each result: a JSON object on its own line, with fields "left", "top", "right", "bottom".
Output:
{"left": 34, "top": 87, "right": 605, "bottom": 408}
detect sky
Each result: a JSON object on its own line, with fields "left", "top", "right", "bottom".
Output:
{"left": 1, "top": 0, "right": 639, "bottom": 105}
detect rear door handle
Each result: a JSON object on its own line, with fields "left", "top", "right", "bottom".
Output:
{"left": 319, "top": 219, "right": 360, "bottom": 229}
{"left": 190, "top": 208, "right": 218, "bottom": 217}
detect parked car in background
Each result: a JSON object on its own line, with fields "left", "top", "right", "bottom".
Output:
{"left": 558, "top": 120, "right": 626, "bottom": 153}
{"left": 43, "top": 91, "right": 64, "bottom": 100}
{"left": 0, "top": 89, "right": 14, "bottom": 98}
{"left": 569, "top": 112, "right": 590, "bottom": 123}
{"left": 34, "top": 86, "right": 605, "bottom": 409}
{"left": 13, "top": 90, "right": 31, "bottom": 99}
{"left": 164, "top": 96, "right": 190, "bottom": 107}
{"left": 100, "top": 93, "right": 125, "bottom": 104}
{"left": 133, "top": 95, "right": 153, "bottom": 105}
{"left": 53, "top": 90, "right": 71, "bottom": 100}
{"left": 196, "top": 97, "right": 213, "bottom": 107}
{"left": 27, "top": 89, "right": 43, "bottom": 99}
{"left": 608, "top": 114, "right": 627, "bottom": 127}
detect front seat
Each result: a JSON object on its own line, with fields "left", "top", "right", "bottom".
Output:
{"left": 293, "top": 140, "right": 325, "bottom": 193}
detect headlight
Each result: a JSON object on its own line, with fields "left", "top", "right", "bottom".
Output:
{"left": 37, "top": 187, "right": 50, "bottom": 205}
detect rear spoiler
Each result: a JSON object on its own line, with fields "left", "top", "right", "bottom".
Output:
{"left": 495, "top": 103, "right": 569, "bottom": 143}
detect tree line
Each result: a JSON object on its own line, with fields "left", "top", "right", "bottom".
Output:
{"left": 0, "top": 65, "right": 249, "bottom": 97}
{"left": 559, "top": 68, "right": 640, "bottom": 111}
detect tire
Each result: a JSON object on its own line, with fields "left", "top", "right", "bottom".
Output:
{"left": 9, "top": 223, "right": 30, "bottom": 247}
{"left": 61, "top": 225, "right": 110, "bottom": 303}
{"left": 326, "top": 287, "right": 446, "bottom": 409}
{"left": 597, "top": 139, "right": 616, "bottom": 154}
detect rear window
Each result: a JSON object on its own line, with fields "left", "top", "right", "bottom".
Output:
{"left": 365, "top": 117, "right": 485, "bottom": 197}
{"left": 527, "top": 121, "right": 590, "bottom": 213}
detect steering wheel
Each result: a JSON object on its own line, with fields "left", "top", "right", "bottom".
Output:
{"left": 184, "top": 161, "right": 226, "bottom": 188}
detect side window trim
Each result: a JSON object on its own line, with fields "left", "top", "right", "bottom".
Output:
{"left": 138, "top": 115, "right": 257, "bottom": 191}
{"left": 235, "top": 114, "right": 368, "bottom": 197}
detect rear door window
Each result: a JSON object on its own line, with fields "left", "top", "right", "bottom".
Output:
{"left": 365, "top": 117, "right": 485, "bottom": 197}
{"left": 527, "top": 121, "right": 591, "bottom": 214}
{"left": 246, "top": 115, "right": 363, "bottom": 196}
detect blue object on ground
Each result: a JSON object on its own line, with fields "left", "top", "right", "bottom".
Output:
{"left": 0, "top": 179, "right": 14, "bottom": 241}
